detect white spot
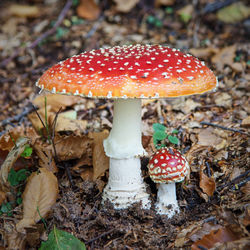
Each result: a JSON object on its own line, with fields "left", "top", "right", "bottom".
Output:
{"left": 131, "top": 75, "right": 137, "bottom": 79}
{"left": 88, "top": 91, "right": 92, "bottom": 97}
{"left": 89, "top": 68, "right": 94, "bottom": 71}
{"left": 74, "top": 90, "right": 79, "bottom": 95}
{"left": 52, "top": 87, "right": 56, "bottom": 93}
{"left": 107, "top": 91, "right": 112, "bottom": 98}
{"left": 187, "top": 76, "right": 194, "bottom": 80}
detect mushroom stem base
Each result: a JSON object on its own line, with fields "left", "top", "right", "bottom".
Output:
{"left": 102, "top": 157, "right": 150, "bottom": 209}
{"left": 155, "top": 183, "right": 179, "bottom": 217}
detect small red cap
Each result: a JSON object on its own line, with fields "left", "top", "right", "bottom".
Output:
{"left": 148, "top": 147, "right": 189, "bottom": 183}
{"left": 37, "top": 44, "right": 217, "bottom": 99}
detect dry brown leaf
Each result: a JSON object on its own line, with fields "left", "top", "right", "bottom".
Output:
{"left": 191, "top": 226, "right": 240, "bottom": 250}
{"left": 114, "top": 0, "right": 139, "bottom": 12}
{"left": 33, "top": 143, "right": 57, "bottom": 173}
{"left": 211, "top": 45, "right": 236, "bottom": 71}
{"left": 77, "top": 0, "right": 100, "bottom": 20}
{"left": 9, "top": 4, "right": 40, "bottom": 18}
{"left": 33, "top": 93, "right": 82, "bottom": 112}
{"left": 0, "top": 190, "right": 6, "bottom": 206}
{"left": 198, "top": 128, "right": 227, "bottom": 151}
{"left": 89, "top": 130, "right": 109, "bottom": 180}
{"left": 0, "top": 126, "right": 37, "bottom": 152}
{"left": 0, "top": 137, "right": 30, "bottom": 190}
{"left": 199, "top": 170, "right": 216, "bottom": 197}
{"left": 80, "top": 167, "right": 94, "bottom": 181}
{"left": 16, "top": 168, "right": 58, "bottom": 233}
{"left": 214, "top": 92, "right": 232, "bottom": 107}
{"left": 50, "top": 114, "right": 88, "bottom": 133}
{"left": 242, "top": 116, "right": 250, "bottom": 127}
{"left": 28, "top": 105, "right": 54, "bottom": 132}
{"left": 155, "top": 0, "right": 175, "bottom": 7}
{"left": 54, "top": 134, "right": 93, "bottom": 161}
{"left": 190, "top": 47, "right": 218, "bottom": 60}
{"left": 6, "top": 230, "right": 26, "bottom": 250}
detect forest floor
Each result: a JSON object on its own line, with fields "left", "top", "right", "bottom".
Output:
{"left": 0, "top": 0, "right": 249, "bottom": 249}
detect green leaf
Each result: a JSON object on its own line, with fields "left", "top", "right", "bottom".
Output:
{"left": 17, "top": 197, "right": 22, "bottom": 205}
{"left": 153, "top": 131, "right": 167, "bottom": 141}
{"left": 39, "top": 226, "right": 86, "bottom": 250}
{"left": 8, "top": 168, "right": 30, "bottom": 186}
{"left": 168, "top": 135, "right": 179, "bottom": 145}
{"left": 153, "top": 123, "right": 166, "bottom": 132}
{"left": 8, "top": 168, "right": 19, "bottom": 186}
{"left": 171, "top": 129, "right": 179, "bottom": 134}
{"left": 21, "top": 145, "right": 33, "bottom": 158}
{"left": 1, "top": 202, "right": 12, "bottom": 213}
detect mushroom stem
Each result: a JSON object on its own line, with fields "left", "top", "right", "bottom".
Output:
{"left": 156, "top": 183, "right": 179, "bottom": 217}
{"left": 104, "top": 99, "right": 146, "bottom": 158}
{"left": 102, "top": 157, "right": 150, "bottom": 209}
{"left": 102, "top": 99, "right": 150, "bottom": 209}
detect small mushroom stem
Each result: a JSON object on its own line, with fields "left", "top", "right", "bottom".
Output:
{"left": 156, "top": 183, "right": 179, "bottom": 217}
{"left": 103, "top": 99, "right": 150, "bottom": 209}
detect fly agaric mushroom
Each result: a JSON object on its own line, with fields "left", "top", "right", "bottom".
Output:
{"left": 148, "top": 147, "right": 189, "bottom": 217}
{"left": 36, "top": 44, "right": 217, "bottom": 209}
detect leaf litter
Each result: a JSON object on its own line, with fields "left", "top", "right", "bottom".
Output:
{"left": 0, "top": 0, "right": 249, "bottom": 249}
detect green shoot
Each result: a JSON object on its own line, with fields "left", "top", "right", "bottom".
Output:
{"left": 8, "top": 168, "right": 30, "bottom": 187}
{"left": 21, "top": 145, "right": 33, "bottom": 158}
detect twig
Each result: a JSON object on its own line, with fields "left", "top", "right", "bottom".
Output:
{"left": 86, "top": 229, "right": 115, "bottom": 244}
{"left": 205, "top": 162, "right": 211, "bottom": 177}
{"left": 218, "top": 170, "right": 250, "bottom": 190}
{"left": 200, "top": 121, "right": 249, "bottom": 135}
{"left": 202, "top": 0, "right": 238, "bottom": 14}
{"left": 0, "top": 0, "right": 73, "bottom": 67}
{"left": 232, "top": 176, "right": 250, "bottom": 190}
{"left": 0, "top": 104, "right": 35, "bottom": 127}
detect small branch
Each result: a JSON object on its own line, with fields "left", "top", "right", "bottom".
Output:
{"left": 0, "top": 0, "right": 73, "bottom": 67}
{"left": 200, "top": 121, "right": 249, "bottom": 136}
{"left": 85, "top": 229, "right": 115, "bottom": 244}
{"left": 218, "top": 170, "right": 250, "bottom": 190}
{"left": 0, "top": 104, "right": 36, "bottom": 127}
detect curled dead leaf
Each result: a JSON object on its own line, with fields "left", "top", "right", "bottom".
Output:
{"left": 114, "top": 0, "right": 139, "bottom": 12}
{"left": 0, "top": 137, "right": 30, "bottom": 190}
{"left": 54, "top": 134, "right": 93, "bottom": 161}
{"left": 16, "top": 168, "right": 58, "bottom": 233}
{"left": 33, "top": 143, "right": 57, "bottom": 173}
{"left": 89, "top": 130, "right": 109, "bottom": 180}
{"left": 33, "top": 93, "right": 82, "bottom": 112}
{"left": 77, "top": 0, "right": 100, "bottom": 20}
{"left": 191, "top": 226, "right": 240, "bottom": 249}
{"left": 0, "top": 190, "right": 6, "bottom": 206}
{"left": 211, "top": 45, "right": 236, "bottom": 71}
{"left": 199, "top": 170, "right": 216, "bottom": 197}
{"left": 190, "top": 47, "right": 218, "bottom": 60}
{"left": 9, "top": 4, "right": 39, "bottom": 18}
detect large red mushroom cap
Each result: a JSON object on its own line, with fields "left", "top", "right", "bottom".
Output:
{"left": 36, "top": 44, "right": 217, "bottom": 99}
{"left": 148, "top": 147, "right": 189, "bottom": 183}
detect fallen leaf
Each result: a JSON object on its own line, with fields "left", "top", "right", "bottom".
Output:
{"left": 6, "top": 230, "right": 26, "bottom": 250}
{"left": 77, "top": 0, "right": 100, "bottom": 20}
{"left": 198, "top": 128, "right": 227, "bottom": 151}
{"left": 0, "top": 137, "right": 30, "bottom": 190}
{"left": 199, "top": 170, "right": 216, "bottom": 196}
{"left": 114, "top": 0, "right": 139, "bottom": 12}
{"left": 155, "top": 0, "right": 175, "bottom": 7}
{"left": 190, "top": 47, "right": 218, "bottom": 60}
{"left": 89, "top": 130, "right": 109, "bottom": 180}
{"left": 242, "top": 116, "right": 250, "bottom": 127}
{"left": 50, "top": 114, "right": 87, "bottom": 133}
{"left": 212, "top": 45, "right": 236, "bottom": 71}
{"left": 16, "top": 168, "right": 58, "bottom": 233}
{"left": 54, "top": 134, "right": 93, "bottom": 161}
{"left": 33, "top": 143, "right": 57, "bottom": 173}
{"left": 216, "top": 2, "right": 250, "bottom": 24}
{"left": 231, "top": 62, "right": 244, "bottom": 72}
{"left": 0, "top": 190, "right": 6, "bottom": 206}
{"left": 189, "top": 223, "right": 222, "bottom": 242}
{"left": 33, "top": 93, "right": 82, "bottom": 112}
{"left": 191, "top": 226, "right": 240, "bottom": 249}
{"left": 40, "top": 226, "right": 86, "bottom": 250}
{"left": 214, "top": 93, "right": 232, "bottom": 107}
{"left": 9, "top": 4, "right": 40, "bottom": 18}
{"left": 177, "top": 4, "right": 194, "bottom": 23}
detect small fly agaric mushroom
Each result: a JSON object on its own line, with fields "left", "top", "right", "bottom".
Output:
{"left": 148, "top": 147, "right": 189, "bottom": 217}
{"left": 36, "top": 44, "right": 217, "bottom": 209}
